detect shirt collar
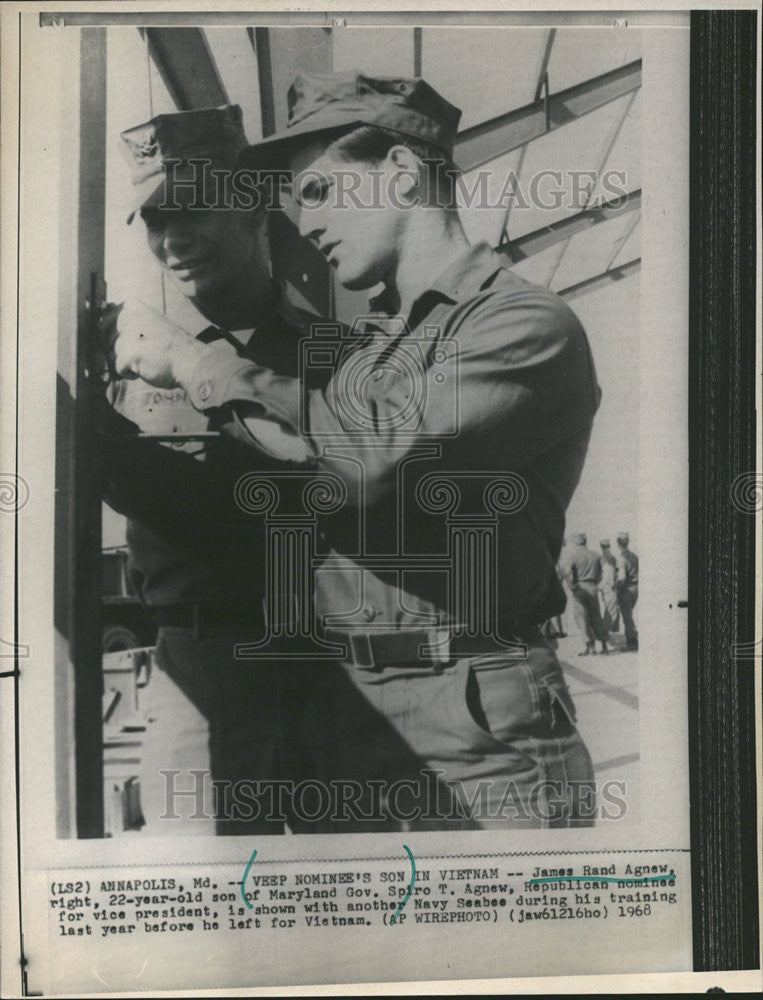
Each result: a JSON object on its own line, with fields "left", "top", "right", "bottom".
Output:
{"left": 368, "top": 241, "right": 507, "bottom": 324}
{"left": 239, "top": 281, "right": 302, "bottom": 343}
{"left": 259, "top": 280, "right": 301, "bottom": 329}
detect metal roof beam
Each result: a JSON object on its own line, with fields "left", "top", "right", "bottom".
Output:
{"left": 247, "top": 27, "right": 334, "bottom": 316}
{"left": 533, "top": 28, "right": 556, "bottom": 102}
{"left": 456, "top": 59, "right": 642, "bottom": 172}
{"left": 558, "top": 257, "right": 640, "bottom": 301}
{"left": 247, "top": 27, "right": 333, "bottom": 134}
{"left": 498, "top": 189, "right": 641, "bottom": 262}
{"left": 143, "top": 28, "right": 228, "bottom": 110}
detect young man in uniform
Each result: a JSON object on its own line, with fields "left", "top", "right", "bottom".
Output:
{"left": 101, "top": 105, "right": 324, "bottom": 835}
{"left": 108, "top": 72, "right": 601, "bottom": 829}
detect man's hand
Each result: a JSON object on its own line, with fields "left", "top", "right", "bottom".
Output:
{"left": 100, "top": 300, "right": 214, "bottom": 389}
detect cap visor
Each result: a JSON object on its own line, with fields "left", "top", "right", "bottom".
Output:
{"left": 126, "top": 176, "right": 166, "bottom": 224}
{"left": 238, "top": 117, "right": 367, "bottom": 170}
{"left": 126, "top": 170, "right": 230, "bottom": 224}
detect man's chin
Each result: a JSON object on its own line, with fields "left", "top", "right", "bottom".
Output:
{"left": 168, "top": 273, "right": 216, "bottom": 301}
{"left": 337, "top": 268, "right": 376, "bottom": 292}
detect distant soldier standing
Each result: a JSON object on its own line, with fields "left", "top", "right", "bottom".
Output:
{"left": 598, "top": 538, "right": 620, "bottom": 633}
{"left": 562, "top": 532, "right": 610, "bottom": 656}
{"left": 615, "top": 532, "right": 639, "bottom": 651}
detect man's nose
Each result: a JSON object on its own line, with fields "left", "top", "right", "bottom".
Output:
{"left": 298, "top": 206, "right": 326, "bottom": 243}
{"left": 162, "top": 218, "right": 195, "bottom": 252}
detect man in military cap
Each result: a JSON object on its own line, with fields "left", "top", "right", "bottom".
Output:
{"left": 108, "top": 72, "right": 601, "bottom": 829}
{"left": 562, "top": 533, "right": 610, "bottom": 656}
{"left": 615, "top": 532, "right": 639, "bottom": 651}
{"left": 101, "top": 105, "right": 324, "bottom": 835}
{"left": 598, "top": 538, "right": 620, "bottom": 633}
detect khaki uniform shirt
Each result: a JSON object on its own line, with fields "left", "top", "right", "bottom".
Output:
{"left": 182, "top": 243, "right": 602, "bottom": 632}
{"left": 562, "top": 544, "right": 603, "bottom": 590}
{"left": 104, "top": 289, "right": 319, "bottom": 611}
{"left": 616, "top": 546, "right": 639, "bottom": 587}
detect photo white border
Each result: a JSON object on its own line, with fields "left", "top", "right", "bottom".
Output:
{"left": 1, "top": 1, "right": 760, "bottom": 996}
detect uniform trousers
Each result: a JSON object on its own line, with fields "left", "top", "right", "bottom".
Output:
{"left": 617, "top": 584, "right": 639, "bottom": 647}
{"left": 599, "top": 584, "right": 620, "bottom": 632}
{"left": 139, "top": 626, "right": 323, "bottom": 836}
{"left": 570, "top": 582, "right": 608, "bottom": 643}
{"left": 302, "top": 639, "right": 596, "bottom": 831}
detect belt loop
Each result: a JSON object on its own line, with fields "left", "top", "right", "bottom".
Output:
{"left": 423, "top": 628, "right": 450, "bottom": 672}
{"left": 349, "top": 632, "right": 377, "bottom": 671}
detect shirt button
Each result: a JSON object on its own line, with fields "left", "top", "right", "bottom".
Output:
{"left": 198, "top": 381, "right": 213, "bottom": 402}
{"left": 361, "top": 605, "right": 377, "bottom": 623}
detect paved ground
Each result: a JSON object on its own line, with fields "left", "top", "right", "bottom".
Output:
{"left": 554, "top": 630, "right": 640, "bottom": 800}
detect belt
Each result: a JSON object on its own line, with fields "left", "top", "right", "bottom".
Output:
{"left": 155, "top": 604, "right": 265, "bottom": 636}
{"left": 324, "top": 622, "right": 542, "bottom": 672}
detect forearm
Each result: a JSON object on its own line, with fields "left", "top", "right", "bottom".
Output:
{"left": 177, "top": 290, "right": 600, "bottom": 507}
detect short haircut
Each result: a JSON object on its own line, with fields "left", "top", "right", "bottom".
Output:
{"left": 327, "top": 125, "right": 461, "bottom": 210}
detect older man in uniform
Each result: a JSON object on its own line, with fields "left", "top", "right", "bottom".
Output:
{"left": 615, "top": 531, "right": 639, "bottom": 651}
{"left": 109, "top": 73, "right": 601, "bottom": 829}
{"left": 100, "top": 105, "right": 325, "bottom": 835}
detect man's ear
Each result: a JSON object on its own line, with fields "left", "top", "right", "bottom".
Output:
{"left": 387, "top": 145, "right": 423, "bottom": 200}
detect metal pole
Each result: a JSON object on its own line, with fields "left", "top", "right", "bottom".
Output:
{"left": 56, "top": 26, "right": 108, "bottom": 838}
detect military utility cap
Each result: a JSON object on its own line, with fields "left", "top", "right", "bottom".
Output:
{"left": 120, "top": 105, "right": 248, "bottom": 223}
{"left": 600, "top": 539, "right": 611, "bottom": 547}
{"left": 240, "top": 69, "right": 462, "bottom": 167}
{"left": 617, "top": 532, "right": 630, "bottom": 545}
{"left": 572, "top": 532, "right": 587, "bottom": 545}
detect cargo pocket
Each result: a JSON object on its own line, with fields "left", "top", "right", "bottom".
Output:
{"left": 444, "top": 658, "right": 539, "bottom": 772}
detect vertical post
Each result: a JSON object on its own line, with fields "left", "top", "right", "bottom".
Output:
{"left": 252, "top": 27, "right": 333, "bottom": 133}
{"left": 56, "top": 26, "right": 107, "bottom": 838}
{"left": 250, "top": 27, "right": 335, "bottom": 318}
{"left": 252, "top": 27, "right": 277, "bottom": 137}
